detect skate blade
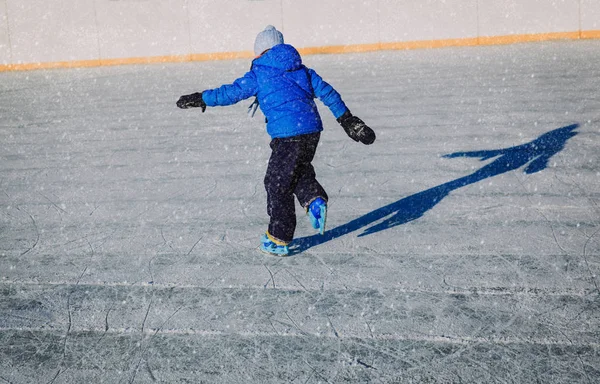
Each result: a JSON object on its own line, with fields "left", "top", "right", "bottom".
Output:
{"left": 318, "top": 205, "right": 327, "bottom": 235}
{"left": 258, "top": 246, "right": 290, "bottom": 257}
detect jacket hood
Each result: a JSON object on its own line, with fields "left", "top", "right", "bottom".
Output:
{"left": 253, "top": 44, "right": 303, "bottom": 72}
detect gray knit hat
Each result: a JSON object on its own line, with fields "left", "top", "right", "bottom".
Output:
{"left": 254, "top": 25, "right": 284, "bottom": 56}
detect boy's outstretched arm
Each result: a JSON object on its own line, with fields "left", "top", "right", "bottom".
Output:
{"left": 308, "top": 69, "right": 375, "bottom": 145}
{"left": 176, "top": 71, "right": 258, "bottom": 111}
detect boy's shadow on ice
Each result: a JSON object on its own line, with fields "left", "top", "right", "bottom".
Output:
{"left": 290, "top": 124, "right": 579, "bottom": 254}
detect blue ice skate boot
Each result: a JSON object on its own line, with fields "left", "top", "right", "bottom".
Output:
{"left": 308, "top": 197, "right": 327, "bottom": 235}
{"left": 260, "top": 233, "right": 290, "bottom": 256}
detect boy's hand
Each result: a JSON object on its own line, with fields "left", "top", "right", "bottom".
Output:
{"left": 337, "top": 111, "right": 376, "bottom": 145}
{"left": 177, "top": 92, "right": 206, "bottom": 111}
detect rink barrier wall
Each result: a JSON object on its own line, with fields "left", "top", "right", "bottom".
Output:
{"left": 1, "top": 31, "right": 599, "bottom": 72}
{"left": 1, "top": 0, "right": 600, "bottom": 72}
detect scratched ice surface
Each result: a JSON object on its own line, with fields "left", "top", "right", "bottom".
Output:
{"left": 1, "top": 41, "right": 599, "bottom": 383}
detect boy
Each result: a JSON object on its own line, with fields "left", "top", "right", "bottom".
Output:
{"left": 177, "top": 25, "right": 375, "bottom": 256}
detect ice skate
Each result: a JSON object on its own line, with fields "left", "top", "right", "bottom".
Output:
{"left": 260, "top": 233, "right": 290, "bottom": 256}
{"left": 308, "top": 197, "right": 327, "bottom": 235}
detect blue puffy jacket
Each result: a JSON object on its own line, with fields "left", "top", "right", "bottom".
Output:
{"left": 201, "top": 44, "right": 348, "bottom": 139}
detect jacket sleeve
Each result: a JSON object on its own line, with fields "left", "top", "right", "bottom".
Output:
{"left": 201, "top": 71, "right": 258, "bottom": 107}
{"left": 307, "top": 68, "right": 348, "bottom": 119}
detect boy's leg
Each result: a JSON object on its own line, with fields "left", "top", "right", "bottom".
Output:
{"left": 293, "top": 133, "right": 328, "bottom": 207}
{"left": 264, "top": 133, "right": 329, "bottom": 242}
{"left": 292, "top": 133, "right": 328, "bottom": 234}
{"left": 295, "top": 163, "right": 328, "bottom": 207}
{"left": 264, "top": 137, "right": 302, "bottom": 243}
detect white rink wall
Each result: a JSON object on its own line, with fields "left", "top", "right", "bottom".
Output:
{"left": 1, "top": 0, "right": 599, "bottom": 70}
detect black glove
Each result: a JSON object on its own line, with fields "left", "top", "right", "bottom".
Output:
{"left": 337, "top": 110, "right": 376, "bottom": 145}
{"left": 176, "top": 92, "right": 206, "bottom": 111}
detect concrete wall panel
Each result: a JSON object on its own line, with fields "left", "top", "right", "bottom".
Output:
{"left": 1, "top": 0, "right": 599, "bottom": 69}
{"left": 6, "top": 0, "right": 98, "bottom": 64}
{"left": 187, "top": 0, "right": 282, "bottom": 54}
{"left": 478, "top": 0, "right": 579, "bottom": 36}
{"left": 282, "top": 0, "right": 378, "bottom": 48}
{"left": 379, "top": 0, "right": 478, "bottom": 43}
{"left": 94, "top": 0, "right": 189, "bottom": 60}
{"left": 581, "top": 0, "right": 600, "bottom": 31}
{"left": 0, "top": 0, "right": 10, "bottom": 64}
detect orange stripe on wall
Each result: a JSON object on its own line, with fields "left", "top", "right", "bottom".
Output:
{"left": 0, "top": 53, "right": 254, "bottom": 72}
{"left": 99, "top": 54, "right": 192, "bottom": 66}
{"left": 581, "top": 30, "right": 600, "bottom": 39}
{"left": 0, "top": 31, "right": 598, "bottom": 72}
{"left": 380, "top": 38, "right": 480, "bottom": 51}
{"left": 478, "top": 31, "right": 580, "bottom": 46}
{"left": 0, "top": 59, "right": 102, "bottom": 71}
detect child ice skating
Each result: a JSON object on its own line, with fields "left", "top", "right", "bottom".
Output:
{"left": 177, "top": 25, "right": 375, "bottom": 256}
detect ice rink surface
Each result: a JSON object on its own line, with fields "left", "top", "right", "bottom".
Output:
{"left": 1, "top": 41, "right": 599, "bottom": 383}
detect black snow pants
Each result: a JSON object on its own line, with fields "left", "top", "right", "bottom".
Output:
{"left": 264, "top": 132, "right": 328, "bottom": 243}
